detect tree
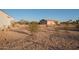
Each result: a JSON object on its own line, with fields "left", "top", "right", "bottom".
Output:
{"left": 39, "top": 19, "right": 47, "bottom": 24}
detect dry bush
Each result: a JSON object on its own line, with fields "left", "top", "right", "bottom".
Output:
{"left": 76, "top": 24, "right": 79, "bottom": 28}
{"left": 29, "top": 22, "right": 39, "bottom": 33}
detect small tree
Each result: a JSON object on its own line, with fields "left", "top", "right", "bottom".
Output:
{"left": 39, "top": 19, "right": 47, "bottom": 24}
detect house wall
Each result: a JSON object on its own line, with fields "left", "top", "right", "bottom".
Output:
{"left": 0, "top": 10, "right": 14, "bottom": 30}
{"left": 47, "top": 20, "right": 56, "bottom": 26}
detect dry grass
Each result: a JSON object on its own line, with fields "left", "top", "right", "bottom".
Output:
{"left": 0, "top": 25, "right": 79, "bottom": 50}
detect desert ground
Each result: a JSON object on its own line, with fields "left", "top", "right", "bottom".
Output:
{"left": 0, "top": 24, "right": 79, "bottom": 50}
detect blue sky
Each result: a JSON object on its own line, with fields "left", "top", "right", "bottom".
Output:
{"left": 3, "top": 9, "right": 79, "bottom": 21}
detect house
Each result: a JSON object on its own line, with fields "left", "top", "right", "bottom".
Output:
{"left": 46, "top": 20, "right": 58, "bottom": 26}
{"left": 0, "top": 10, "right": 14, "bottom": 30}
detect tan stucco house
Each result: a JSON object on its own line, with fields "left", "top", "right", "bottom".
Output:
{"left": 47, "top": 20, "right": 58, "bottom": 26}
{"left": 0, "top": 10, "right": 14, "bottom": 30}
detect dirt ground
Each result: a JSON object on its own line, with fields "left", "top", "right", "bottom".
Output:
{"left": 0, "top": 25, "right": 79, "bottom": 50}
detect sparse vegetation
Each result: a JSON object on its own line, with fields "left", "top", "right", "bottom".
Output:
{"left": 76, "top": 24, "right": 79, "bottom": 28}
{"left": 17, "top": 20, "right": 29, "bottom": 25}
{"left": 0, "top": 18, "right": 79, "bottom": 50}
{"left": 0, "top": 26, "right": 79, "bottom": 50}
{"left": 29, "top": 21, "right": 39, "bottom": 33}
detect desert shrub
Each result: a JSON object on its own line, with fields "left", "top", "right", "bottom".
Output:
{"left": 63, "top": 24, "right": 69, "bottom": 30}
{"left": 11, "top": 21, "right": 17, "bottom": 27}
{"left": 12, "top": 20, "right": 29, "bottom": 25}
{"left": 76, "top": 24, "right": 79, "bottom": 28}
{"left": 17, "top": 20, "right": 29, "bottom": 25}
{"left": 28, "top": 21, "right": 39, "bottom": 43}
{"left": 29, "top": 21, "right": 39, "bottom": 33}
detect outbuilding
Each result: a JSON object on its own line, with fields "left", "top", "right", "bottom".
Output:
{"left": 47, "top": 20, "right": 58, "bottom": 26}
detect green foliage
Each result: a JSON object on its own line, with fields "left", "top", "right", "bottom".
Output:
{"left": 39, "top": 19, "right": 47, "bottom": 24}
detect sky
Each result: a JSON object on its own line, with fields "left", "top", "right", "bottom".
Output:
{"left": 3, "top": 9, "right": 79, "bottom": 22}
